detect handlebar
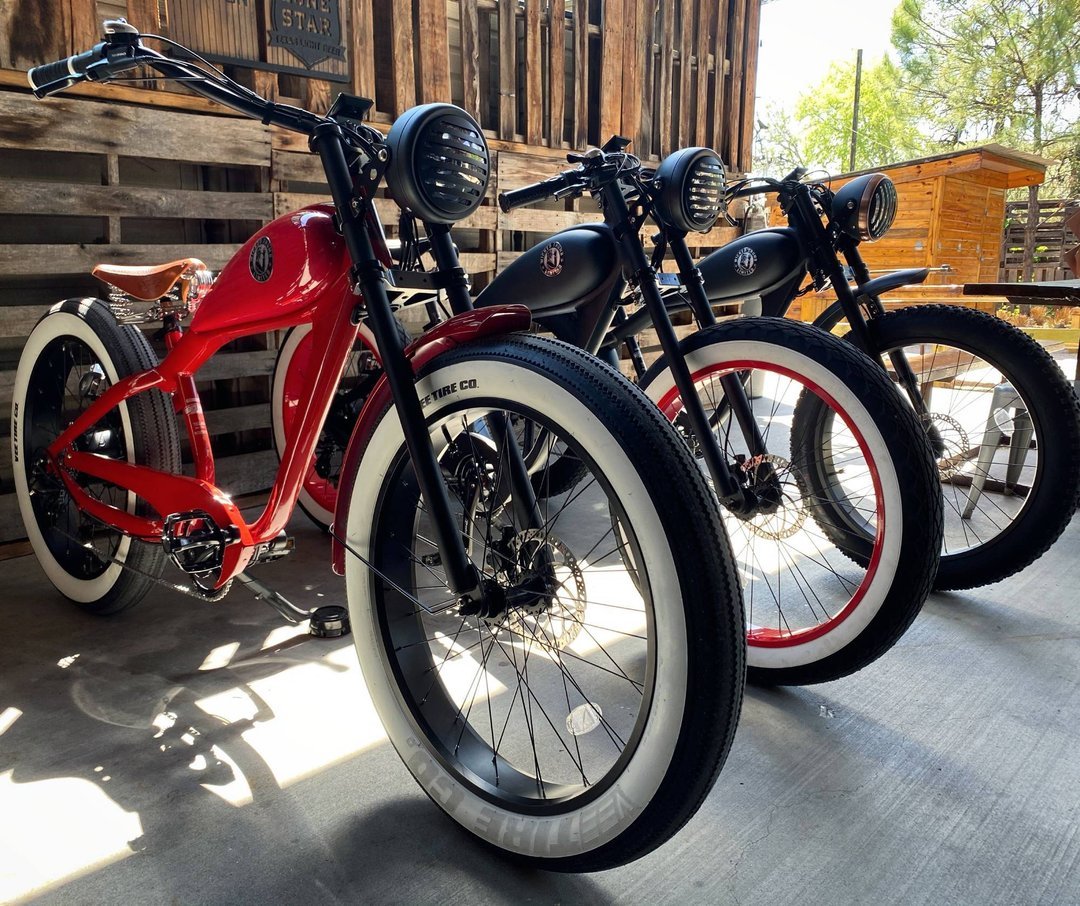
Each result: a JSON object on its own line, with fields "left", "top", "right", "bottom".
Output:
{"left": 498, "top": 171, "right": 581, "bottom": 213}
{"left": 26, "top": 21, "right": 327, "bottom": 137}
{"left": 27, "top": 44, "right": 108, "bottom": 96}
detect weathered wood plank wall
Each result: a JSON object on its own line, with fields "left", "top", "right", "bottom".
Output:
{"left": 0, "top": 0, "right": 761, "bottom": 543}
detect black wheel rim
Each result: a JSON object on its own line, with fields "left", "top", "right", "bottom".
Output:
{"left": 23, "top": 336, "right": 127, "bottom": 579}
{"left": 369, "top": 403, "right": 656, "bottom": 814}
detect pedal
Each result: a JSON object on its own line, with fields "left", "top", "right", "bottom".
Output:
{"left": 162, "top": 510, "right": 236, "bottom": 586}
{"left": 250, "top": 532, "right": 295, "bottom": 565}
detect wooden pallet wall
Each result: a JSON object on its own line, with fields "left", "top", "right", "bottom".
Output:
{"left": 1000, "top": 199, "right": 1080, "bottom": 283}
{"left": 0, "top": 0, "right": 759, "bottom": 544}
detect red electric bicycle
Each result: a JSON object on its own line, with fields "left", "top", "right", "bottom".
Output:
{"left": 13, "top": 21, "right": 744, "bottom": 870}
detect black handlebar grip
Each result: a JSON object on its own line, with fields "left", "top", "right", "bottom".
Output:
{"left": 498, "top": 174, "right": 571, "bottom": 213}
{"left": 27, "top": 46, "right": 103, "bottom": 98}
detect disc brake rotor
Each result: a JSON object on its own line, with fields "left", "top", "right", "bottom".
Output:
{"left": 924, "top": 412, "right": 969, "bottom": 480}
{"left": 730, "top": 454, "right": 809, "bottom": 541}
{"left": 485, "top": 529, "right": 586, "bottom": 650}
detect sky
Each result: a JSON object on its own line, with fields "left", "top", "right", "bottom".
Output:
{"left": 755, "top": 0, "right": 901, "bottom": 113}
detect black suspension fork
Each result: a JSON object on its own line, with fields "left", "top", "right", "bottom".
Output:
{"left": 602, "top": 187, "right": 748, "bottom": 507}
{"left": 838, "top": 237, "right": 936, "bottom": 425}
{"left": 424, "top": 222, "right": 547, "bottom": 534}
{"left": 668, "top": 231, "right": 769, "bottom": 458}
{"left": 312, "top": 125, "right": 479, "bottom": 597}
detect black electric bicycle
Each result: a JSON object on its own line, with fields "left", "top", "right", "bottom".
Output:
{"left": 17, "top": 21, "right": 745, "bottom": 871}
{"left": 274, "top": 140, "right": 944, "bottom": 686}
{"left": 688, "top": 170, "right": 1080, "bottom": 590}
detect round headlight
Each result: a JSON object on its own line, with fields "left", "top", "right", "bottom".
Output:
{"left": 831, "top": 173, "right": 897, "bottom": 242}
{"left": 386, "top": 103, "right": 490, "bottom": 225}
{"left": 652, "top": 147, "right": 725, "bottom": 233}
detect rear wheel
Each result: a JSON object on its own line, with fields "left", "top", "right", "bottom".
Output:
{"left": 342, "top": 335, "right": 743, "bottom": 871}
{"left": 811, "top": 303, "right": 1080, "bottom": 589}
{"left": 640, "top": 318, "right": 942, "bottom": 685}
{"left": 11, "top": 299, "right": 181, "bottom": 613}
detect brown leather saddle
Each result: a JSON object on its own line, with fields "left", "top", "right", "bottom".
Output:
{"left": 93, "top": 258, "right": 208, "bottom": 302}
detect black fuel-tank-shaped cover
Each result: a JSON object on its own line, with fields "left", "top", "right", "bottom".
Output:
{"left": 474, "top": 224, "right": 620, "bottom": 317}
{"left": 698, "top": 227, "right": 806, "bottom": 303}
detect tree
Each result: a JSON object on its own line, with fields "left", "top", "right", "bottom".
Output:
{"left": 753, "top": 57, "right": 932, "bottom": 177}
{"left": 892, "top": 0, "right": 1080, "bottom": 276}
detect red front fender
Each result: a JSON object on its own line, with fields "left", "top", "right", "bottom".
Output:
{"left": 330, "top": 304, "right": 531, "bottom": 575}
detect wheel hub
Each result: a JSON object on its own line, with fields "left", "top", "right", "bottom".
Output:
{"left": 727, "top": 455, "right": 808, "bottom": 540}
{"left": 461, "top": 530, "right": 586, "bottom": 649}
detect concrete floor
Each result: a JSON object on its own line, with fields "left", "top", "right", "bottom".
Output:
{"left": 1, "top": 510, "right": 1078, "bottom": 905}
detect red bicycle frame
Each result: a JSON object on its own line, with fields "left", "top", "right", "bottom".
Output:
{"left": 44, "top": 202, "right": 528, "bottom": 588}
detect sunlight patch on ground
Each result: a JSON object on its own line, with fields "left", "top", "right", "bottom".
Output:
{"left": 0, "top": 771, "right": 142, "bottom": 903}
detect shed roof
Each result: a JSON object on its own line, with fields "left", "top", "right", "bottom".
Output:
{"left": 838, "top": 144, "right": 1053, "bottom": 188}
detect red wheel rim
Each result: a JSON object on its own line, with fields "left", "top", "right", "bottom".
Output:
{"left": 657, "top": 359, "right": 886, "bottom": 648}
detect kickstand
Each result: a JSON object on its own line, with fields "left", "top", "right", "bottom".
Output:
{"left": 236, "top": 572, "right": 350, "bottom": 638}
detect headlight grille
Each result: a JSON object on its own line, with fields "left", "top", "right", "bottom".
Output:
{"left": 387, "top": 104, "right": 491, "bottom": 224}
{"left": 685, "top": 155, "right": 725, "bottom": 231}
{"left": 866, "top": 177, "right": 897, "bottom": 241}
{"left": 416, "top": 112, "right": 490, "bottom": 220}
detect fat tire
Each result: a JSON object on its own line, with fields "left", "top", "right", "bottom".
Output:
{"left": 640, "top": 318, "right": 943, "bottom": 685}
{"left": 12, "top": 299, "right": 181, "bottom": 614}
{"left": 342, "top": 335, "right": 744, "bottom": 871}
{"left": 813, "top": 303, "right": 1080, "bottom": 590}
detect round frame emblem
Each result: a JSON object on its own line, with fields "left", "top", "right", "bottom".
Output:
{"left": 733, "top": 246, "right": 758, "bottom": 277}
{"left": 540, "top": 241, "right": 564, "bottom": 278}
{"left": 249, "top": 236, "right": 274, "bottom": 283}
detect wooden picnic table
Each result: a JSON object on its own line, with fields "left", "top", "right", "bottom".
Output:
{"left": 962, "top": 279, "right": 1080, "bottom": 382}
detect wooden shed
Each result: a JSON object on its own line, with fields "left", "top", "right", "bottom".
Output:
{"left": 784, "top": 144, "right": 1052, "bottom": 322}
{"left": 827, "top": 144, "right": 1051, "bottom": 286}
{"left": 0, "top": 0, "right": 764, "bottom": 545}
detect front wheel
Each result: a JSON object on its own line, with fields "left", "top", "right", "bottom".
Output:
{"left": 341, "top": 335, "right": 743, "bottom": 871}
{"left": 639, "top": 318, "right": 943, "bottom": 685}
{"left": 812, "top": 303, "right": 1080, "bottom": 590}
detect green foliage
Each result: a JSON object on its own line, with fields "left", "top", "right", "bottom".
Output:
{"left": 754, "top": 0, "right": 1080, "bottom": 195}
{"left": 892, "top": 0, "right": 1080, "bottom": 194}
{"left": 754, "top": 56, "right": 932, "bottom": 175}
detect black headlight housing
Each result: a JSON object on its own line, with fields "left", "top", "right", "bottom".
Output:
{"left": 386, "top": 103, "right": 490, "bottom": 225}
{"left": 652, "top": 147, "right": 725, "bottom": 234}
{"left": 831, "top": 173, "right": 897, "bottom": 242}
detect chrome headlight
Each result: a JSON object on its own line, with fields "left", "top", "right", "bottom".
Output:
{"left": 386, "top": 103, "right": 490, "bottom": 225}
{"left": 653, "top": 147, "right": 726, "bottom": 233}
{"left": 831, "top": 173, "right": 897, "bottom": 242}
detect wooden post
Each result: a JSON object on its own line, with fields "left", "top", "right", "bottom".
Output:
{"left": 573, "top": 0, "right": 589, "bottom": 148}
{"left": 352, "top": 0, "right": 377, "bottom": 105}
{"left": 657, "top": 0, "right": 674, "bottom": 155}
{"left": 724, "top": 0, "right": 746, "bottom": 169}
{"left": 390, "top": 1, "right": 416, "bottom": 115}
{"left": 417, "top": 0, "right": 451, "bottom": 103}
{"left": 499, "top": 0, "right": 517, "bottom": 140}
{"left": 549, "top": 0, "right": 566, "bottom": 147}
{"left": 637, "top": 0, "right": 656, "bottom": 156}
{"left": 712, "top": 0, "right": 729, "bottom": 160}
{"left": 619, "top": 0, "right": 642, "bottom": 147}
{"left": 525, "top": 0, "right": 542, "bottom": 144}
{"left": 739, "top": 0, "right": 760, "bottom": 172}
{"left": 695, "top": 0, "right": 713, "bottom": 148}
{"left": 460, "top": 0, "right": 481, "bottom": 120}
{"left": 677, "top": 0, "right": 695, "bottom": 149}
{"left": 104, "top": 154, "right": 121, "bottom": 244}
{"left": 599, "top": 0, "right": 625, "bottom": 143}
